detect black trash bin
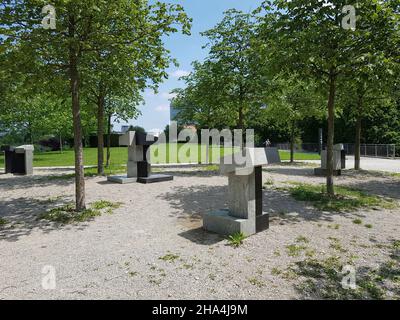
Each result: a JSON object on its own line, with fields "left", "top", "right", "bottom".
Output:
{"left": 1, "top": 146, "right": 15, "bottom": 174}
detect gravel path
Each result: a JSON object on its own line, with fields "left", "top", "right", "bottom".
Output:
{"left": 0, "top": 165, "right": 399, "bottom": 300}
{"left": 306, "top": 156, "right": 400, "bottom": 173}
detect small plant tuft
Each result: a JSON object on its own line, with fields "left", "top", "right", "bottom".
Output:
{"left": 228, "top": 232, "right": 246, "bottom": 248}
{"left": 91, "top": 200, "right": 122, "bottom": 214}
{"left": 159, "top": 253, "right": 180, "bottom": 263}
{"left": 0, "top": 218, "right": 8, "bottom": 226}
{"left": 39, "top": 204, "right": 101, "bottom": 224}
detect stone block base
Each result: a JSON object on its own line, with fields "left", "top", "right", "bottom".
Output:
{"left": 137, "top": 174, "right": 173, "bottom": 184}
{"left": 107, "top": 175, "right": 137, "bottom": 184}
{"left": 256, "top": 213, "right": 270, "bottom": 233}
{"left": 203, "top": 209, "right": 269, "bottom": 236}
{"left": 314, "top": 168, "right": 342, "bottom": 176}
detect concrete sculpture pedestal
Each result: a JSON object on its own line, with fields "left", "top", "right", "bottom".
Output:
{"left": 203, "top": 148, "right": 280, "bottom": 236}
{"left": 107, "top": 131, "right": 173, "bottom": 184}
{"left": 1, "top": 145, "right": 34, "bottom": 175}
{"left": 314, "top": 144, "right": 343, "bottom": 176}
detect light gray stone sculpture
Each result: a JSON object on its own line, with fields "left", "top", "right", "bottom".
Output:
{"left": 15, "top": 145, "right": 34, "bottom": 175}
{"left": 203, "top": 148, "right": 281, "bottom": 236}
{"left": 107, "top": 131, "right": 173, "bottom": 184}
{"left": 315, "top": 144, "right": 343, "bottom": 176}
{"left": 108, "top": 132, "right": 141, "bottom": 184}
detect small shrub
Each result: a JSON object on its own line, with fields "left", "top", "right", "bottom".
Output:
{"left": 0, "top": 218, "right": 8, "bottom": 226}
{"left": 228, "top": 232, "right": 246, "bottom": 248}
{"left": 353, "top": 219, "right": 363, "bottom": 225}
{"left": 365, "top": 224, "right": 373, "bottom": 229}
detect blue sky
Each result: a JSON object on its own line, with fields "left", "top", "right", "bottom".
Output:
{"left": 114, "top": 0, "right": 263, "bottom": 133}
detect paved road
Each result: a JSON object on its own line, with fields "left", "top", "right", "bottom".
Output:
{"left": 306, "top": 156, "right": 400, "bottom": 173}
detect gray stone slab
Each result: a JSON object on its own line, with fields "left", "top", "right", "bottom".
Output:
{"left": 203, "top": 209, "right": 270, "bottom": 236}
{"left": 137, "top": 174, "right": 173, "bottom": 184}
{"left": 220, "top": 148, "right": 274, "bottom": 175}
{"left": 107, "top": 175, "right": 137, "bottom": 184}
{"left": 265, "top": 147, "right": 281, "bottom": 164}
{"left": 256, "top": 213, "right": 270, "bottom": 233}
{"left": 203, "top": 209, "right": 255, "bottom": 236}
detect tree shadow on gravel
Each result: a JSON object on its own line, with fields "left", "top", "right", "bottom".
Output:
{"left": 346, "top": 180, "right": 400, "bottom": 200}
{"left": 0, "top": 174, "right": 74, "bottom": 191}
{"left": 158, "top": 184, "right": 358, "bottom": 244}
{"left": 263, "top": 167, "right": 316, "bottom": 177}
{"left": 0, "top": 197, "right": 91, "bottom": 242}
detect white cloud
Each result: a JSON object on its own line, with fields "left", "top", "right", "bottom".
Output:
{"left": 170, "top": 69, "right": 190, "bottom": 78}
{"left": 155, "top": 104, "right": 170, "bottom": 112}
{"left": 161, "top": 92, "right": 177, "bottom": 100}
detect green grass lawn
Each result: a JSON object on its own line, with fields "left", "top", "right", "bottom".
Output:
{"left": 279, "top": 150, "right": 320, "bottom": 161}
{"left": 0, "top": 145, "right": 320, "bottom": 168}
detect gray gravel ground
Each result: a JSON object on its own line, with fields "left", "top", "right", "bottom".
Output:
{"left": 0, "top": 164, "right": 399, "bottom": 300}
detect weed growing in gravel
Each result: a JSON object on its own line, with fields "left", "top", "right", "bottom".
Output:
{"left": 296, "top": 236, "right": 310, "bottom": 244}
{"left": 159, "top": 253, "right": 180, "bottom": 262}
{"left": 365, "top": 224, "right": 373, "bottom": 229}
{"left": 353, "top": 219, "right": 363, "bottom": 225}
{"left": 287, "top": 184, "right": 396, "bottom": 212}
{"left": 38, "top": 200, "right": 123, "bottom": 224}
{"left": 91, "top": 200, "right": 122, "bottom": 214}
{"left": 271, "top": 267, "right": 282, "bottom": 276}
{"left": 228, "top": 232, "right": 246, "bottom": 248}
{"left": 328, "top": 237, "right": 348, "bottom": 253}
{"left": 248, "top": 277, "right": 265, "bottom": 288}
{"left": 286, "top": 244, "right": 307, "bottom": 257}
{"left": 0, "top": 218, "right": 8, "bottom": 226}
{"left": 39, "top": 204, "right": 101, "bottom": 224}
{"left": 290, "top": 242, "right": 400, "bottom": 299}
{"left": 265, "top": 178, "right": 274, "bottom": 186}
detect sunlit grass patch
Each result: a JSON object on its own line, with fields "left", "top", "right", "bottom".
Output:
{"left": 288, "top": 183, "right": 396, "bottom": 212}
{"left": 38, "top": 199, "right": 122, "bottom": 224}
{"left": 38, "top": 204, "right": 101, "bottom": 224}
{"left": 91, "top": 200, "right": 122, "bottom": 214}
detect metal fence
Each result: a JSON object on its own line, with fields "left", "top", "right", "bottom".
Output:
{"left": 275, "top": 143, "right": 399, "bottom": 159}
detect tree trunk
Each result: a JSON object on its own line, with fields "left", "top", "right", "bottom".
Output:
{"left": 69, "top": 14, "right": 86, "bottom": 212}
{"left": 290, "top": 120, "right": 295, "bottom": 163}
{"left": 106, "top": 113, "right": 112, "bottom": 168}
{"left": 354, "top": 97, "right": 363, "bottom": 170}
{"left": 326, "top": 73, "right": 337, "bottom": 197}
{"left": 238, "top": 105, "right": 245, "bottom": 148}
{"left": 97, "top": 94, "right": 105, "bottom": 175}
